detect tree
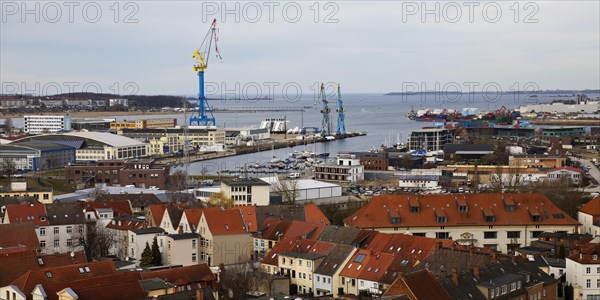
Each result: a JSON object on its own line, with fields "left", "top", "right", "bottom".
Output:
{"left": 0, "top": 158, "right": 17, "bottom": 181}
{"left": 140, "top": 242, "right": 154, "bottom": 267}
{"left": 218, "top": 260, "right": 268, "bottom": 300}
{"left": 75, "top": 221, "right": 117, "bottom": 261}
{"left": 151, "top": 236, "right": 162, "bottom": 266}
{"left": 272, "top": 178, "right": 299, "bottom": 204}
{"left": 558, "top": 244, "right": 566, "bottom": 259}
{"left": 3, "top": 118, "right": 13, "bottom": 134}
{"left": 480, "top": 154, "right": 499, "bottom": 165}
{"left": 88, "top": 185, "right": 107, "bottom": 200}
{"left": 167, "top": 169, "right": 188, "bottom": 202}
{"left": 207, "top": 191, "right": 234, "bottom": 209}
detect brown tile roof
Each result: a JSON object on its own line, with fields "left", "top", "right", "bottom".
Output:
{"left": 235, "top": 205, "right": 258, "bottom": 232}
{"left": 96, "top": 193, "right": 161, "bottom": 208}
{"left": 399, "top": 269, "right": 452, "bottom": 300}
{"left": 579, "top": 196, "right": 600, "bottom": 216}
{"left": 0, "top": 222, "right": 39, "bottom": 253}
{"left": 141, "top": 264, "right": 216, "bottom": 286}
{"left": 4, "top": 204, "right": 48, "bottom": 226}
{"left": 568, "top": 242, "right": 600, "bottom": 264}
{"left": 255, "top": 218, "right": 292, "bottom": 241}
{"left": 45, "top": 202, "right": 85, "bottom": 226}
{"left": 11, "top": 260, "right": 117, "bottom": 299}
{"left": 203, "top": 209, "right": 247, "bottom": 235}
{"left": 362, "top": 233, "right": 454, "bottom": 262}
{"left": 547, "top": 166, "right": 584, "bottom": 174}
{"left": 61, "top": 275, "right": 147, "bottom": 300}
{"left": 106, "top": 215, "right": 145, "bottom": 230}
{"left": 183, "top": 207, "right": 218, "bottom": 232}
{"left": 344, "top": 193, "right": 579, "bottom": 229}
{"left": 262, "top": 237, "right": 335, "bottom": 266}
{"left": 282, "top": 220, "right": 325, "bottom": 240}
{"left": 0, "top": 251, "right": 86, "bottom": 287}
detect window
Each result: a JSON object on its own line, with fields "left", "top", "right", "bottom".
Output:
{"left": 586, "top": 279, "right": 591, "bottom": 288}
{"left": 507, "top": 231, "right": 520, "bottom": 239}
{"left": 484, "top": 232, "right": 497, "bottom": 239}
{"left": 299, "top": 260, "right": 302, "bottom": 266}
{"left": 67, "top": 239, "right": 73, "bottom": 246}
{"left": 586, "top": 267, "right": 591, "bottom": 274}
{"left": 501, "top": 285, "right": 507, "bottom": 294}
{"left": 510, "top": 282, "right": 516, "bottom": 291}
{"left": 593, "top": 254, "right": 598, "bottom": 261}
{"left": 458, "top": 205, "right": 468, "bottom": 212}
{"left": 436, "top": 216, "right": 447, "bottom": 224}
{"left": 597, "top": 279, "right": 600, "bottom": 288}
{"left": 192, "top": 239, "right": 196, "bottom": 249}
{"left": 40, "top": 240, "right": 46, "bottom": 248}
{"left": 485, "top": 216, "right": 495, "bottom": 222}
{"left": 436, "top": 232, "right": 449, "bottom": 239}
{"left": 40, "top": 228, "right": 46, "bottom": 236}
{"left": 53, "top": 227, "right": 59, "bottom": 234}
{"left": 192, "top": 253, "right": 197, "bottom": 262}
{"left": 54, "top": 240, "right": 59, "bottom": 247}
{"left": 66, "top": 226, "right": 72, "bottom": 233}
{"left": 530, "top": 231, "right": 543, "bottom": 238}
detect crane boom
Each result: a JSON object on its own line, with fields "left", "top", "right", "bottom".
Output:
{"left": 335, "top": 84, "right": 346, "bottom": 135}
{"left": 190, "top": 19, "right": 221, "bottom": 126}
{"left": 319, "top": 83, "right": 331, "bottom": 136}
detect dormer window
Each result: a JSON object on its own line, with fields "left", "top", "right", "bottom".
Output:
{"left": 390, "top": 217, "right": 401, "bottom": 224}
{"left": 592, "top": 254, "right": 598, "bottom": 260}
{"left": 410, "top": 206, "right": 420, "bottom": 213}
{"left": 483, "top": 209, "right": 495, "bottom": 223}
{"left": 505, "top": 205, "right": 515, "bottom": 212}
{"left": 436, "top": 216, "right": 447, "bottom": 224}
{"left": 485, "top": 216, "right": 496, "bottom": 222}
{"left": 458, "top": 205, "right": 468, "bottom": 212}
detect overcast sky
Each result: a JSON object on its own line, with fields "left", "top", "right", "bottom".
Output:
{"left": 1, "top": 1, "right": 599, "bottom": 96}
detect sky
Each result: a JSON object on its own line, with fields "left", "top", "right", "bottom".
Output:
{"left": 1, "top": 1, "right": 599, "bottom": 96}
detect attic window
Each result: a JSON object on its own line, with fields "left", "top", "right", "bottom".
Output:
{"left": 485, "top": 216, "right": 496, "bottom": 222}
{"left": 410, "top": 206, "right": 420, "bottom": 213}
{"left": 592, "top": 254, "right": 598, "bottom": 260}
{"left": 37, "top": 258, "right": 44, "bottom": 266}
{"left": 458, "top": 205, "right": 468, "bottom": 213}
{"left": 505, "top": 204, "right": 516, "bottom": 212}
{"left": 225, "top": 224, "right": 229, "bottom": 230}
{"left": 84, "top": 266, "right": 90, "bottom": 272}
{"left": 531, "top": 215, "right": 541, "bottom": 222}
{"left": 374, "top": 268, "right": 380, "bottom": 273}
{"left": 436, "top": 216, "right": 447, "bottom": 224}
{"left": 45, "top": 272, "right": 52, "bottom": 278}
{"left": 396, "top": 247, "right": 402, "bottom": 252}
{"left": 390, "top": 217, "right": 401, "bottom": 224}
{"left": 367, "top": 266, "right": 372, "bottom": 272}
{"left": 552, "top": 213, "right": 565, "bottom": 219}
{"left": 79, "top": 267, "right": 85, "bottom": 273}
{"left": 401, "top": 260, "right": 409, "bottom": 265}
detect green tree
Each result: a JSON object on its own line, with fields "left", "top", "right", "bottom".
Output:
{"left": 140, "top": 242, "right": 153, "bottom": 267}
{"left": 151, "top": 236, "right": 162, "bottom": 266}
{"left": 207, "top": 191, "right": 234, "bottom": 209}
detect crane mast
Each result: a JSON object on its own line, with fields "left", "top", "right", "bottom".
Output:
{"left": 189, "top": 19, "right": 221, "bottom": 126}
{"left": 335, "top": 84, "right": 346, "bottom": 135}
{"left": 319, "top": 83, "right": 331, "bottom": 136}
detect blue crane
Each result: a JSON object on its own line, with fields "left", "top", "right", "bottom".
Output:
{"left": 335, "top": 84, "right": 346, "bottom": 135}
{"left": 189, "top": 19, "right": 221, "bottom": 126}
{"left": 319, "top": 83, "right": 331, "bottom": 136}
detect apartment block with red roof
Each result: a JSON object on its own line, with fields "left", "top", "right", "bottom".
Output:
{"left": 197, "top": 209, "right": 252, "bottom": 267}
{"left": 578, "top": 196, "right": 600, "bottom": 237}
{"left": 345, "top": 194, "right": 580, "bottom": 253}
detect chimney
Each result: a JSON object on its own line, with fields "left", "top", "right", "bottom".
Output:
{"left": 178, "top": 225, "right": 183, "bottom": 234}
{"left": 435, "top": 242, "right": 443, "bottom": 250}
{"left": 196, "top": 288, "right": 204, "bottom": 300}
{"left": 451, "top": 268, "right": 459, "bottom": 285}
{"left": 472, "top": 266, "right": 480, "bottom": 280}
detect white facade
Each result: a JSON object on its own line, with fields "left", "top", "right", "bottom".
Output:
{"left": 127, "top": 229, "right": 163, "bottom": 264}
{"left": 221, "top": 179, "right": 271, "bottom": 206}
{"left": 24, "top": 115, "right": 72, "bottom": 134}
{"left": 261, "top": 177, "right": 342, "bottom": 202}
{"left": 36, "top": 224, "right": 83, "bottom": 255}
{"left": 399, "top": 176, "right": 440, "bottom": 189}
{"left": 566, "top": 253, "right": 600, "bottom": 300}
{"left": 579, "top": 211, "right": 600, "bottom": 237}
{"left": 314, "top": 155, "right": 365, "bottom": 183}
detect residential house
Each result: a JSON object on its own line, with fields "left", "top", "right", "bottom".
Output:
{"left": 344, "top": 194, "right": 580, "bottom": 253}
{"left": 383, "top": 269, "right": 452, "bottom": 300}
{"left": 0, "top": 250, "right": 86, "bottom": 288}
{"left": 220, "top": 177, "right": 271, "bottom": 206}
{"left": 106, "top": 215, "right": 145, "bottom": 259}
{"left": 579, "top": 196, "right": 600, "bottom": 236}
{"left": 198, "top": 209, "right": 251, "bottom": 266}
{"left": 545, "top": 166, "right": 584, "bottom": 185}
{"left": 566, "top": 241, "right": 600, "bottom": 300}
{"left": 162, "top": 233, "right": 200, "bottom": 267}
{"left": 313, "top": 244, "right": 356, "bottom": 298}
{"left": 314, "top": 153, "right": 365, "bottom": 183}
{"left": 96, "top": 193, "right": 162, "bottom": 215}
{"left": 0, "top": 223, "right": 40, "bottom": 254}
{"left": 235, "top": 204, "right": 330, "bottom": 234}
{"left": 128, "top": 227, "right": 164, "bottom": 264}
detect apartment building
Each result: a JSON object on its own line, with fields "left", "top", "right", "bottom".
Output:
{"left": 23, "top": 115, "right": 72, "bottom": 134}
{"left": 221, "top": 177, "right": 271, "bottom": 206}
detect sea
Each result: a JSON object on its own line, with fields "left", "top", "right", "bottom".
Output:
{"left": 3, "top": 92, "right": 599, "bottom": 175}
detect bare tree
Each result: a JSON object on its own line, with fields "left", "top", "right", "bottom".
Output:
{"left": 75, "top": 221, "right": 118, "bottom": 260}
{"left": 272, "top": 178, "right": 300, "bottom": 204}
{"left": 0, "top": 158, "right": 17, "bottom": 181}
{"left": 218, "top": 260, "right": 270, "bottom": 300}
{"left": 88, "top": 185, "right": 107, "bottom": 200}
{"left": 489, "top": 165, "right": 525, "bottom": 193}
{"left": 3, "top": 118, "right": 13, "bottom": 134}
{"left": 166, "top": 169, "right": 188, "bottom": 202}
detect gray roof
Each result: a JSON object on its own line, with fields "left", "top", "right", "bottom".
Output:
{"left": 155, "top": 287, "right": 215, "bottom": 300}
{"left": 167, "top": 233, "right": 199, "bottom": 240}
{"left": 2, "top": 141, "right": 75, "bottom": 152}
{"left": 316, "top": 226, "right": 363, "bottom": 245}
{"left": 221, "top": 177, "right": 270, "bottom": 186}
{"left": 139, "top": 278, "right": 175, "bottom": 292}
{"left": 279, "top": 251, "right": 325, "bottom": 260}
{"left": 45, "top": 203, "right": 85, "bottom": 226}
{"left": 131, "top": 227, "right": 164, "bottom": 235}
{"left": 314, "top": 244, "right": 356, "bottom": 276}
{"left": 443, "top": 144, "right": 493, "bottom": 154}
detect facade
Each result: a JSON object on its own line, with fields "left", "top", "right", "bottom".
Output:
{"left": 23, "top": 115, "right": 72, "bottom": 134}
{"left": 225, "top": 127, "right": 270, "bottom": 145}
{"left": 408, "top": 128, "right": 453, "bottom": 151}
{"left": 260, "top": 177, "right": 343, "bottom": 202}
{"left": 0, "top": 182, "right": 53, "bottom": 204}
{"left": 65, "top": 159, "right": 170, "bottom": 189}
{"left": 509, "top": 155, "right": 566, "bottom": 169}
{"left": 566, "top": 243, "right": 600, "bottom": 300}
{"left": 314, "top": 154, "right": 365, "bottom": 183}
{"left": 349, "top": 152, "right": 389, "bottom": 171}
{"left": 579, "top": 196, "right": 600, "bottom": 237}
{"left": 0, "top": 141, "right": 75, "bottom": 171}
{"left": 162, "top": 233, "right": 200, "bottom": 267}
{"left": 545, "top": 166, "right": 584, "bottom": 185}
{"left": 398, "top": 175, "right": 440, "bottom": 190}
{"left": 128, "top": 228, "right": 164, "bottom": 264}
{"left": 345, "top": 194, "right": 580, "bottom": 253}
{"left": 313, "top": 244, "right": 357, "bottom": 298}
{"left": 120, "top": 127, "right": 225, "bottom": 155}
{"left": 220, "top": 178, "right": 271, "bottom": 206}
{"left": 541, "top": 126, "right": 586, "bottom": 137}
{"left": 110, "top": 118, "right": 177, "bottom": 131}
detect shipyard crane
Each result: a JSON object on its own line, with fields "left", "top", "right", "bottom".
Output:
{"left": 189, "top": 19, "right": 222, "bottom": 126}
{"left": 335, "top": 84, "right": 346, "bottom": 135}
{"left": 319, "top": 83, "right": 331, "bottom": 136}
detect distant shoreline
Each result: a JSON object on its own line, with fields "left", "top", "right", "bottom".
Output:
{"left": 0, "top": 111, "right": 178, "bottom": 119}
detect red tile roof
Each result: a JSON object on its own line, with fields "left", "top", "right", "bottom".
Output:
{"left": 395, "top": 269, "right": 452, "bottom": 300}
{"left": 60, "top": 273, "right": 147, "bottom": 300}
{"left": 183, "top": 207, "right": 218, "bottom": 232}
{"left": 283, "top": 220, "right": 325, "bottom": 240}
{"left": 362, "top": 233, "right": 453, "bottom": 261}
{"left": 4, "top": 204, "right": 48, "bottom": 226}
{"left": 344, "top": 193, "right": 579, "bottom": 229}
{"left": 0, "top": 251, "right": 86, "bottom": 287}
{"left": 0, "top": 222, "right": 40, "bottom": 253}
{"left": 579, "top": 196, "right": 600, "bottom": 216}
{"left": 547, "top": 166, "right": 584, "bottom": 174}
{"left": 235, "top": 205, "right": 258, "bottom": 232}
{"left": 304, "top": 203, "right": 331, "bottom": 225}
{"left": 11, "top": 260, "right": 117, "bottom": 299}
{"left": 141, "top": 264, "right": 216, "bottom": 286}
{"left": 105, "top": 216, "right": 145, "bottom": 230}
{"left": 255, "top": 218, "right": 292, "bottom": 240}
{"left": 149, "top": 204, "right": 168, "bottom": 226}
{"left": 203, "top": 209, "right": 248, "bottom": 235}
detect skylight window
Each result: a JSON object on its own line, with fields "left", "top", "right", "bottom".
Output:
{"left": 354, "top": 254, "right": 366, "bottom": 263}
{"left": 84, "top": 266, "right": 90, "bottom": 272}
{"left": 45, "top": 272, "right": 52, "bottom": 278}
{"left": 78, "top": 267, "right": 85, "bottom": 273}
{"left": 37, "top": 258, "right": 44, "bottom": 266}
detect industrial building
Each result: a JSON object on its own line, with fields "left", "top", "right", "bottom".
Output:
{"left": 110, "top": 118, "right": 177, "bottom": 131}
{"left": 0, "top": 141, "right": 75, "bottom": 171}
{"left": 408, "top": 128, "right": 453, "bottom": 151}
{"left": 13, "top": 132, "right": 150, "bottom": 161}
{"left": 540, "top": 126, "right": 586, "bottom": 137}
{"left": 65, "top": 159, "right": 170, "bottom": 189}
{"left": 120, "top": 127, "right": 225, "bottom": 155}
{"left": 314, "top": 153, "right": 364, "bottom": 183}
{"left": 260, "top": 176, "right": 342, "bottom": 202}
{"left": 23, "top": 115, "right": 72, "bottom": 134}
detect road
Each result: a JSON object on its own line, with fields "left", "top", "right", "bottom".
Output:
{"left": 571, "top": 157, "right": 600, "bottom": 193}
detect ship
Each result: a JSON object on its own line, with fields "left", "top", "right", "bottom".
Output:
{"left": 260, "top": 118, "right": 290, "bottom": 133}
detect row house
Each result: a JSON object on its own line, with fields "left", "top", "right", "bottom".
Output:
{"left": 345, "top": 193, "right": 580, "bottom": 253}
{"left": 1, "top": 203, "right": 86, "bottom": 255}
{"left": 253, "top": 218, "right": 325, "bottom": 258}
{"left": 566, "top": 241, "right": 600, "bottom": 300}
{"left": 106, "top": 215, "right": 145, "bottom": 260}
{"left": 235, "top": 203, "right": 330, "bottom": 235}
{"left": 579, "top": 196, "right": 600, "bottom": 237}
